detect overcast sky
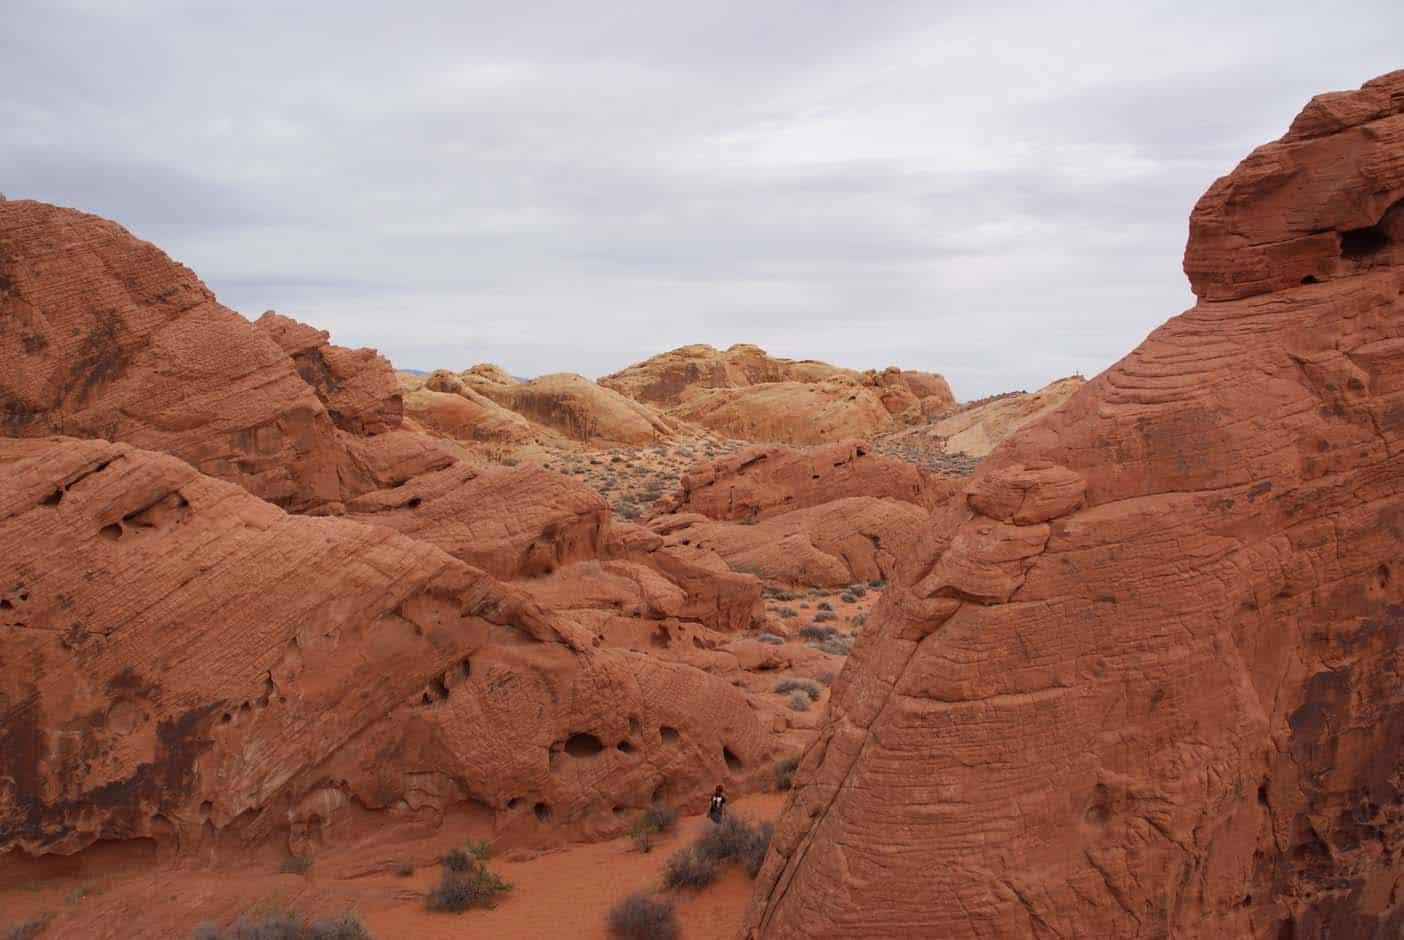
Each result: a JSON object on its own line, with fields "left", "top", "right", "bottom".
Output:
{"left": 4, "top": 2, "right": 1401, "bottom": 398}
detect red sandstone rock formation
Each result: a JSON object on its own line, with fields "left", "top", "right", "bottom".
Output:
{"left": 745, "top": 71, "right": 1404, "bottom": 939}
{"left": 654, "top": 439, "right": 954, "bottom": 521}
{"left": 0, "top": 437, "right": 773, "bottom": 869}
{"left": 0, "top": 201, "right": 343, "bottom": 511}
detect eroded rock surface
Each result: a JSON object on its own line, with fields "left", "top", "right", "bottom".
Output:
{"left": 0, "top": 437, "right": 773, "bottom": 872}
{"left": 746, "top": 71, "right": 1404, "bottom": 939}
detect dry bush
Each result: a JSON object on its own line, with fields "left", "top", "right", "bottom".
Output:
{"left": 605, "top": 893, "right": 678, "bottom": 940}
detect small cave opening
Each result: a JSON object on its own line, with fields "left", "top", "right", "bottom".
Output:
{"left": 1300, "top": 275, "right": 1319, "bottom": 285}
{"left": 564, "top": 732, "right": 606, "bottom": 758}
{"left": 617, "top": 740, "right": 635, "bottom": 754}
{"left": 723, "top": 747, "right": 743, "bottom": 773}
{"left": 1340, "top": 198, "right": 1403, "bottom": 260}
{"left": 39, "top": 488, "right": 62, "bottom": 507}
{"left": 533, "top": 801, "right": 552, "bottom": 822}
{"left": 405, "top": 497, "right": 422, "bottom": 509}
{"left": 659, "top": 725, "right": 680, "bottom": 745}
{"left": 99, "top": 523, "right": 122, "bottom": 542}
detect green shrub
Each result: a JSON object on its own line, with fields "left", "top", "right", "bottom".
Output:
{"left": 798, "top": 625, "right": 838, "bottom": 642}
{"left": 605, "top": 892, "right": 678, "bottom": 940}
{"left": 817, "top": 602, "right": 833, "bottom": 611}
{"left": 773, "top": 677, "right": 821, "bottom": 701}
{"left": 629, "top": 802, "right": 677, "bottom": 837}
{"left": 660, "top": 846, "right": 718, "bottom": 891}
{"left": 774, "top": 754, "right": 801, "bottom": 791}
{"left": 868, "top": 579, "right": 885, "bottom": 589}
{"left": 779, "top": 607, "right": 798, "bottom": 619}
{"left": 442, "top": 848, "right": 473, "bottom": 872}
{"left": 846, "top": 583, "right": 867, "bottom": 597}
{"left": 425, "top": 858, "right": 511, "bottom": 912}
{"left": 786, "top": 690, "right": 811, "bottom": 711}
{"left": 694, "top": 816, "right": 773, "bottom": 877}
{"left": 812, "top": 611, "right": 836, "bottom": 623}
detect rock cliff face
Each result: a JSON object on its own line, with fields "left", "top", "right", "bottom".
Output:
{"left": 0, "top": 201, "right": 344, "bottom": 511}
{"left": 745, "top": 71, "right": 1404, "bottom": 939}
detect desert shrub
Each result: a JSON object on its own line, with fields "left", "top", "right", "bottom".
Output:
{"left": 779, "top": 607, "right": 798, "bottom": 619}
{"left": 798, "top": 625, "right": 838, "bottom": 642}
{"left": 773, "top": 677, "right": 821, "bottom": 701}
{"left": 817, "top": 601, "right": 833, "bottom": 611}
{"left": 840, "top": 592, "right": 858, "bottom": 604}
{"left": 280, "top": 855, "right": 312, "bottom": 875}
{"left": 425, "top": 858, "right": 512, "bottom": 912}
{"left": 194, "top": 925, "right": 222, "bottom": 940}
{"left": 629, "top": 802, "right": 677, "bottom": 837}
{"left": 817, "top": 671, "right": 835, "bottom": 685}
{"left": 605, "top": 892, "right": 678, "bottom": 940}
{"left": 732, "top": 564, "right": 765, "bottom": 578}
{"left": 5, "top": 914, "right": 53, "bottom": 940}
{"left": 869, "top": 579, "right": 886, "bottom": 589}
{"left": 846, "top": 583, "right": 867, "bottom": 597}
{"left": 660, "top": 845, "right": 718, "bottom": 891}
{"left": 310, "top": 915, "right": 373, "bottom": 940}
{"left": 694, "top": 816, "right": 773, "bottom": 877}
{"left": 799, "top": 602, "right": 810, "bottom": 609}
{"left": 442, "top": 848, "right": 473, "bottom": 872}
{"left": 812, "top": 611, "right": 836, "bottom": 623}
{"left": 394, "top": 865, "right": 413, "bottom": 877}
{"left": 851, "top": 612, "right": 868, "bottom": 628}
{"left": 756, "top": 633, "right": 785, "bottom": 645}
{"left": 464, "top": 839, "right": 493, "bottom": 860}
{"left": 774, "top": 754, "right": 801, "bottom": 791}
{"left": 814, "top": 636, "right": 853, "bottom": 657}
{"left": 786, "top": 690, "right": 811, "bottom": 711}
{"left": 231, "top": 911, "right": 306, "bottom": 940}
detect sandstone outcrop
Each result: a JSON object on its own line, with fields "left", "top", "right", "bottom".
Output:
{"left": 651, "top": 497, "right": 928, "bottom": 588}
{"left": 409, "top": 367, "right": 692, "bottom": 451}
{"left": 600, "top": 343, "right": 956, "bottom": 444}
{"left": 0, "top": 200, "right": 343, "bottom": 511}
{"left": 654, "top": 439, "right": 954, "bottom": 521}
{"left": 0, "top": 437, "right": 774, "bottom": 871}
{"left": 745, "top": 71, "right": 1404, "bottom": 939}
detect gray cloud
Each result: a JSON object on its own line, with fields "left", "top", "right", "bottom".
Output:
{"left": 4, "top": 0, "right": 1401, "bottom": 398}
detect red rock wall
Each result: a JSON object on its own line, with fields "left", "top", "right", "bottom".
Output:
{"left": 0, "top": 438, "right": 770, "bottom": 867}
{"left": 745, "top": 71, "right": 1404, "bottom": 939}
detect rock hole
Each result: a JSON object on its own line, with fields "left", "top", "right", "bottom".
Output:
{"left": 1340, "top": 199, "right": 1402, "bottom": 259}
{"left": 458, "top": 658, "right": 471, "bottom": 681}
{"left": 100, "top": 523, "right": 122, "bottom": 541}
{"left": 0, "top": 599, "right": 9, "bottom": 610}
{"left": 406, "top": 497, "right": 422, "bottom": 509}
{"left": 1376, "top": 564, "right": 1390, "bottom": 588}
{"left": 723, "top": 747, "right": 743, "bottom": 772}
{"left": 40, "top": 489, "right": 62, "bottom": 507}
{"left": 628, "top": 717, "right": 641, "bottom": 737}
{"left": 1084, "top": 783, "right": 1112, "bottom": 826}
{"left": 564, "top": 733, "right": 605, "bottom": 757}
{"left": 533, "top": 802, "right": 551, "bottom": 822}
{"left": 1300, "top": 275, "right": 1319, "bottom": 285}
{"left": 220, "top": 712, "right": 232, "bottom": 724}
{"left": 507, "top": 797, "right": 523, "bottom": 810}
{"left": 659, "top": 725, "right": 680, "bottom": 745}
{"left": 617, "top": 740, "right": 635, "bottom": 754}
{"left": 1258, "top": 783, "right": 1269, "bottom": 806}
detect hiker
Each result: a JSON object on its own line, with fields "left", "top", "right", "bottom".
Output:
{"left": 707, "top": 784, "right": 727, "bottom": 824}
